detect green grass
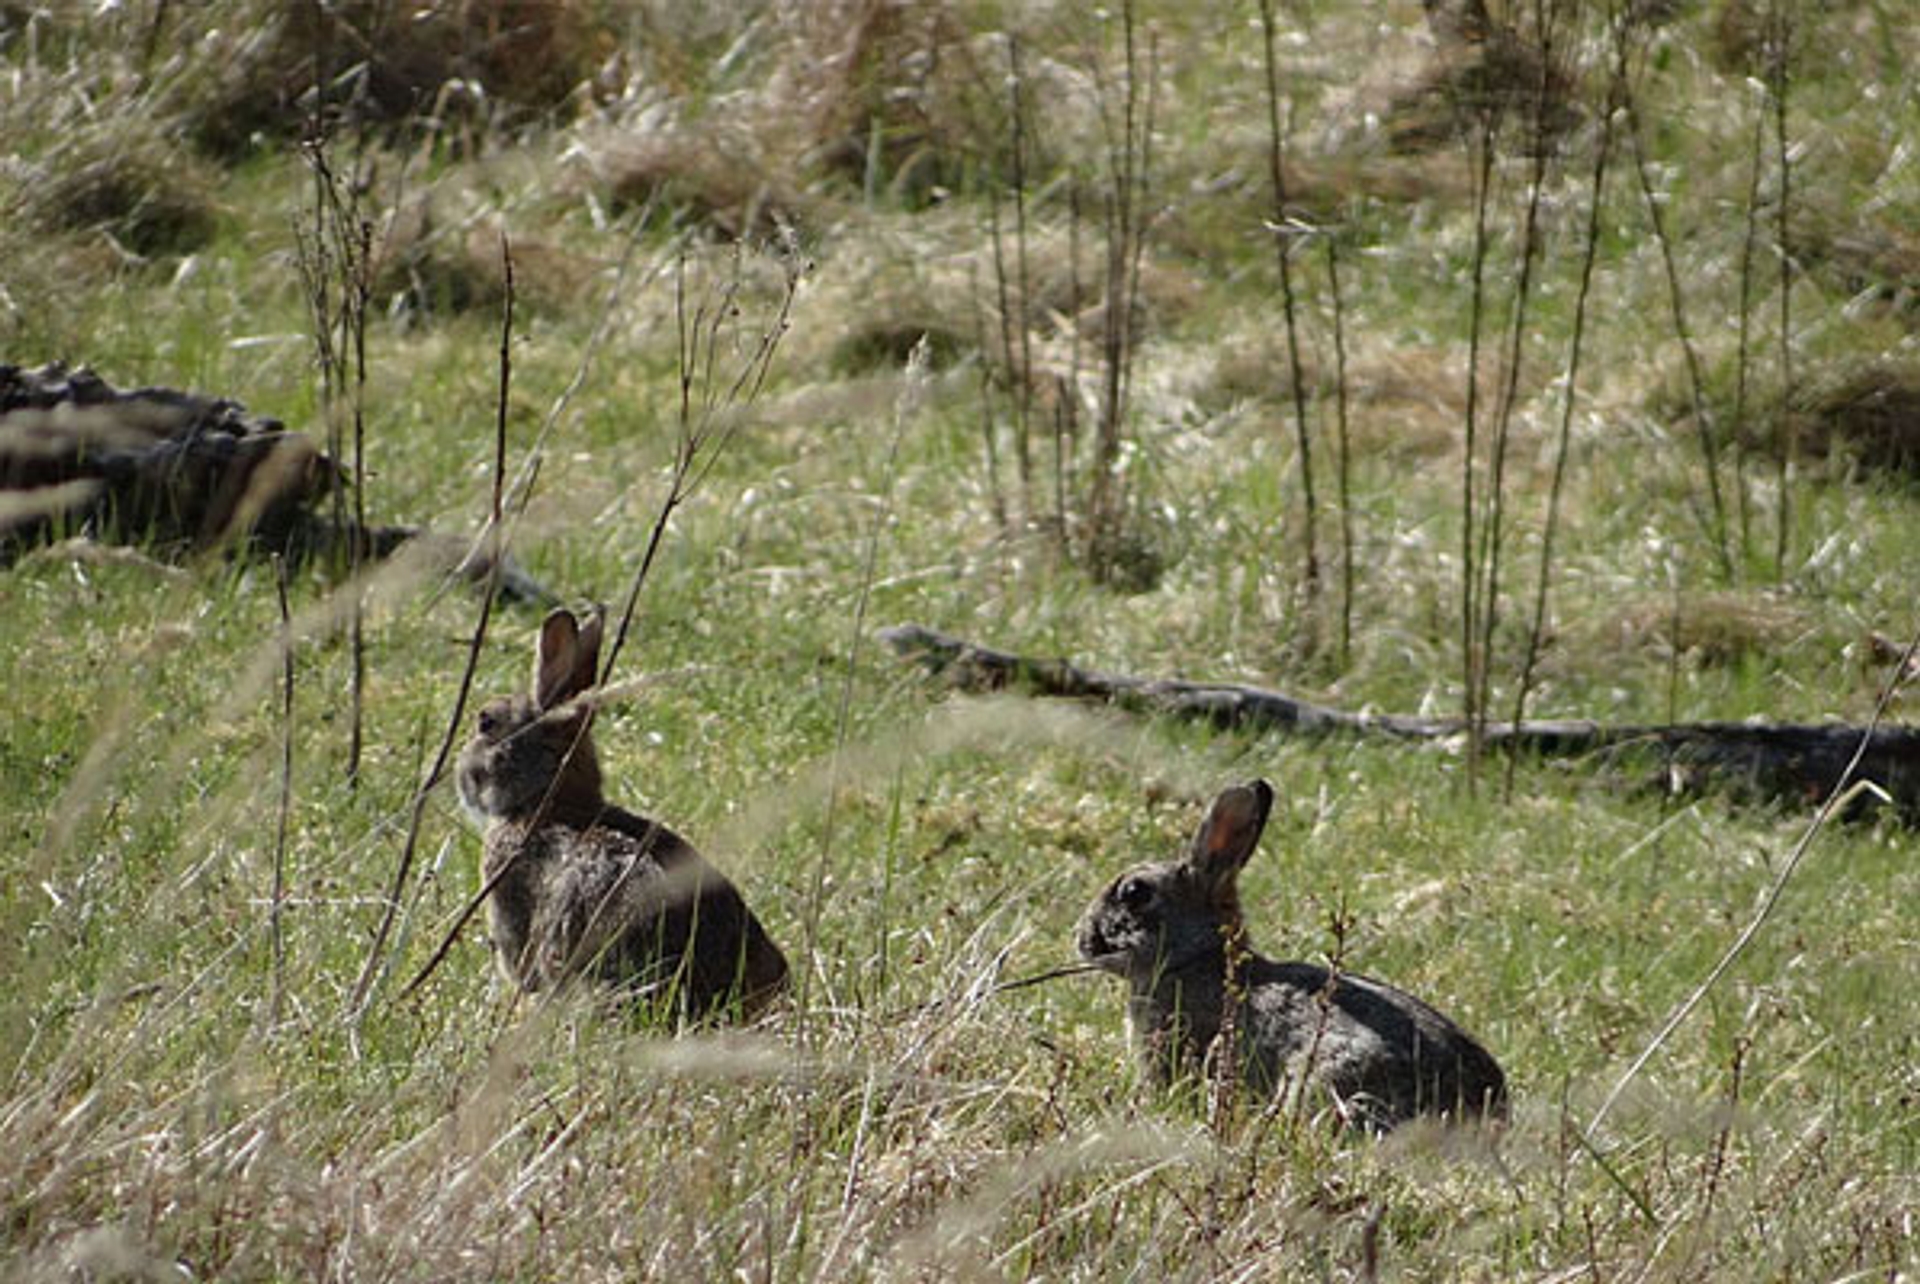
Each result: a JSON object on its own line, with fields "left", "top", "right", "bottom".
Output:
{"left": 4, "top": 0, "right": 1919, "bottom": 1278}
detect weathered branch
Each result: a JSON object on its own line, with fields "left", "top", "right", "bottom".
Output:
{"left": 878, "top": 624, "right": 1920, "bottom": 820}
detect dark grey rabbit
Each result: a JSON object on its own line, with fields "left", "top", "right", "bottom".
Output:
{"left": 1077, "top": 780, "right": 1506, "bottom": 1130}
{"left": 455, "top": 607, "right": 788, "bottom": 1020}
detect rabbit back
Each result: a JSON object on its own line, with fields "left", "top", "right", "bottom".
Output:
{"left": 482, "top": 808, "right": 788, "bottom": 1020}
{"left": 1239, "top": 959, "right": 1507, "bottom": 1128}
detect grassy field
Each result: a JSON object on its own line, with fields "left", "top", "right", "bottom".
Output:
{"left": 3, "top": 1, "right": 1918, "bottom": 1278}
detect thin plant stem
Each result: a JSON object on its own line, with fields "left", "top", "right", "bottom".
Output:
{"left": 1063, "top": 184, "right": 1085, "bottom": 550}
{"left": 801, "top": 341, "right": 928, "bottom": 1028}
{"left": 1460, "top": 110, "right": 1497, "bottom": 785}
{"left": 1325, "top": 236, "right": 1355, "bottom": 671}
{"left": 1258, "top": 0, "right": 1320, "bottom": 633}
{"left": 1476, "top": 0, "right": 1560, "bottom": 747}
{"left": 969, "top": 260, "right": 1009, "bottom": 535}
{"left": 1509, "top": 43, "right": 1619, "bottom": 795}
{"left": 1769, "top": 0, "right": 1795, "bottom": 584}
{"left": 1732, "top": 77, "right": 1768, "bottom": 561}
{"left": 986, "top": 197, "right": 1030, "bottom": 520}
{"left": 1086, "top": 0, "right": 1153, "bottom": 579}
{"left": 269, "top": 555, "right": 293, "bottom": 1029}
{"left": 1614, "top": 21, "right": 1733, "bottom": 580}
{"left": 346, "top": 212, "right": 371, "bottom": 789}
{"left": 1009, "top": 35, "right": 1037, "bottom": 525}
{"left": 353, "top": 236, "right": 516, "bottom": 1017}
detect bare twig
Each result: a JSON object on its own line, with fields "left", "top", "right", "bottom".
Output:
{"left": 351, "top": 236, "right": 516, "bottom": 1018}
{"left": 1510, "top": 10, "right": 1620, "bottom": 794}
{"left": 1085, "top": 0, "right": 1157, "bottom": 581}
{"left": 1324, "top": 235, "right": 1355, "bottom": 670}
{"left": 1459, "top": 101, "right": 1497, "bottom": 783}
{"left": 1257, "top": 0, "right": 1321, "bottom": 629}
{"left": 1475, "top": 0, "right": 1562, "bottom": 757}
{"left": 269, "top": 555, "right": 293, "bottom": 1028}
{"left": 1732, "top": 75, "right": 1768, "bottom": 559}
{"left": 1768, "top": 0, "right": 1796, "bottom": 584}
{"left": 1614, "top": 19, "right": 1733, "bottom": 579}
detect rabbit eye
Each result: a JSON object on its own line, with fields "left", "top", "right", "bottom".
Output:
{"left": 1118, "top": 877, "right": 1154, "bottom": 910}
{"left": 478, "top": 706, "right": 506, "bottom": 738}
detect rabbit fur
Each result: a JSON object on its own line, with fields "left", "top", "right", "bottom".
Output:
{"left": 456, "top": 607, "right": 788, "bottom": 1020}
{"left": 1077, "top": 779, "right": 1506, "bottom": 1130}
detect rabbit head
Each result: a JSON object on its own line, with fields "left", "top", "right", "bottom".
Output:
{"left": 456, "top": 606, "right": 607, "bottom": 825}
{"left": 1076, "top": 779, "right": 1274, "bottom": 980}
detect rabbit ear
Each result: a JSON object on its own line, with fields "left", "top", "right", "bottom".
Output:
{"left": 533, "top": 608, "right": 590, "bottom": 710}
{"left": 1185, "top": 780, "right": 1274, "bottom": 894}
{"left": 574, "top": 606, "right": 605, "bottom": 681}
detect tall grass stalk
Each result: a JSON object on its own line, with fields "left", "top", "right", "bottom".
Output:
{"left": 294, "top": 43, "right": 377, "bottom": 786}
{"left": 969, "top": 260, "right": 1010, "bottom": 535}
{"left": 1613, "top": 18, "right": 1734, "bottom": 580}
{"left": 600, "top": 245, "right": 801, "bottom": 683}
{"left": 1768, "top": 0, "right": 1796, "bottom": 584}
{"left": 269, "top": 555, "right": 293, "bottom": 1029}
{"left": 1257, "top": 0, "right": 1321, "bottom": 634}
{"left": 1009, "top": 36, "right": 1038, "bottom": 526}
{"left": 1086, "top": 0, "right": 1157, "bottom": 582}
{"left": 1324, "top": 235, "right": 1355, "bottom": 670}
{"left": 1509, "top": 44, "right": 1620, "bottom": 793}
{"left": 1732, "top": 74, "right": 1768, "bottom": 559}
{"left": 357, "top": 237, "right": 518, "bottom": 1016}
{"left": 806, "top": 340, "right": 928, "bottom": 1028}
{"left": 985, "top": 197, "right": 1032, "bottom": 520}
{"left": 1060, "top": 186, "right": 1086, "bottom": 550}
{"left": 1459, "top": 106, "right": 1498, "bottom": 783}
{"left": 1473, "top": 0, "right": 1563, "bottom": 750}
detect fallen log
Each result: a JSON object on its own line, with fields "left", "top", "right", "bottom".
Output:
{"left": 878, "top": 623, "right": 1920, "bottom": 821}
{"left": 0, "top": 361, "right": 554, "bottom": 603}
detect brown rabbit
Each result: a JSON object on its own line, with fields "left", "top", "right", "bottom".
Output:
{"left": 1076, "top": 780, "right": 1506, "bottom": 1131}
{"left": 455, "top": 607, "right": 788, "bottom": 1020}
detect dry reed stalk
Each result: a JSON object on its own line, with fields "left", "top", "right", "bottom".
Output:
{"left": 358, "top": 236, "right": 516, "bottom": 1016}
{"left": 1325, "top": 236, "right": 1355, "bottom": 670}
{"left": 1613, "top": 18, "right": 1733, "bottom": 579}
{"left": 1258, "top": 0, "right": 1322, "bottom": 636}
{"left": 1769, "top": 0, "right": 1795, "bottom": 583}
{"left": 1460, "top": 104, "right": 1497, "bottom": 785}
{"left": 1509, "top": 30, "right": 1620, "bottom": 794}
{"left": 1733, "top": 76, "right": 1768, "bottom": 559}
{"left": 270, "top": 555, "right": 293, "bottom": 1028}
{"left": 1473, "top": 0, "right": 1564, "bottom": 756}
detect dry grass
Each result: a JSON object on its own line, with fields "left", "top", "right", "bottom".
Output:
{"left": 178, "top": 0, "right": 615, "bottom": 156}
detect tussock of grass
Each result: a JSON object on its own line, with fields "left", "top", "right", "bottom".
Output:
{"left": 571, "top": 111, "right": 812, "bottom": 241}
{"left": 179, "top": 0, "right": 614, "bottom": 157}
{"left": 1784, "top": 360, "right": 1920, "bottom": 478}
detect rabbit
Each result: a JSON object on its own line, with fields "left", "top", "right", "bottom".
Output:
{"left": 455, "top": 606, "right": 789, "bottom": 1021}
{"left": 1076, "top": 779, "right": 1506, "bottom": 1131}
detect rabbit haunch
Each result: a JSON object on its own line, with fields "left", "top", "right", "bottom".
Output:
{"left": 455, "top": 607, "right": 788, "bottom": 1019}
{"left": 1077, "top": 780, "right": 1506, "bottom": 1131}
